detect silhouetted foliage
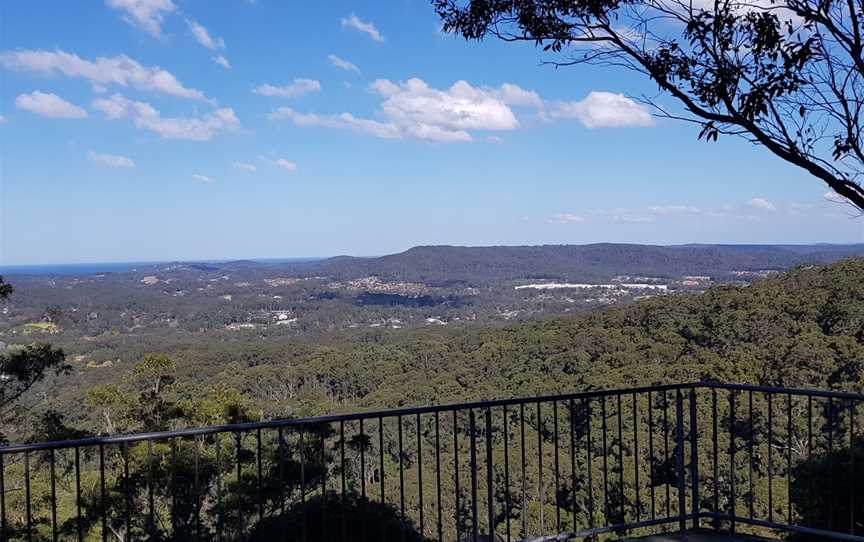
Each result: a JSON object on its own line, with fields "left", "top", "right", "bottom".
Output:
{"left": 0, "top": 279, "right": 69, "bottom": 419}
{"left": 791, "top": 438, "right": 864, "bottom": 539}
{"left": 435, "top": 0, "right": 864, "bottom": 210}
{"left": 0, "top": 343, "right": 68, "bottom": 412}
{"left": 0, "top": 276, "right": 12, "bottom": 300}
{"left": 248, "top": 493, "right": 428, "bottom": 542}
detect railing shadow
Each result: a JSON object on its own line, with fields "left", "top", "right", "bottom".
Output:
{"left": 790, "top": 439, "right": 864, "bottom": 540}
{"left": 247, "top": 493, "right": 427, "bottom": 542}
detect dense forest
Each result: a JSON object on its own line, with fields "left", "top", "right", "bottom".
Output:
{"left": 5, "top": 257, "right": 863, "bottom": 439}
{"left": 64, "top": 260, "right": 864, "bottom": 429}
{"left": 2, "top": 256, "right": 859, "bottom": 436}
{"left": 4, "top": 243, "right": 863, "bottom": 382}
{"left": 3, "top": 258, "right": 864, "bottom": 541}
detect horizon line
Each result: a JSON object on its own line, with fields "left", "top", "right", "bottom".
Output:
{"left": 2, "top": 241, "right": 863, "bottom": 269}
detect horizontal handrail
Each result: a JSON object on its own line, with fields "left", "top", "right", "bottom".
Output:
{"left": 700, "top": 513, "right": 864, "bottom": 542}
{"left": 0, "top": 381, "right": 700, "bottom": 453}
{"left": 4, "top": 380, "right": 864, "bottom": 454}
{"left": 700, "top": 380, "right": 864, "bottom": 401}
{"left": 521, "top": 515, "right": 699, "bottom": 542}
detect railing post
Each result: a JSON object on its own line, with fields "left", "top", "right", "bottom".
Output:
{"left": 24, "top": 451, "right": 32, "bottom": 542}
{"left": 689, "top": 388, "right": 700, "bottom": 529}
{"left": 470, "top": 410, "right": 479, "bottom": 542}
{"left": 676, "top": 389, "right": 686, "bottom": 532}
{"left": 485, "top": 408, "right": 495, "bottom": 541}
{"left": 1, "top": 454, "right": 6, "bottom": 542}
{"left": 729, "top": 390, "right": 737, "bottom": 535}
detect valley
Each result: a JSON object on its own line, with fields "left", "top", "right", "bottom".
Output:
{"left": 1, "top": 243, "right": 863, "bottom": 413}
{"left": 5, "top": 243, "right": 862, "bottom": 356}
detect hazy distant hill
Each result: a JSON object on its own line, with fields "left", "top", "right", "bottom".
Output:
{"left": 6, "top": 243, "right": 863, "bottom": 285}
{"left": 298, "top": 243, "right": 864, "bottom": 285}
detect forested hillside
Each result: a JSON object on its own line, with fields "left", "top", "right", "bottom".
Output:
{"left": 299, "top": 243, "right": 864, "bottom": 284}
{"left": 268, "top": 256, "right": 864, "bottom": 413}
{"left": 11, "top": 257, "right": 862, "bottom": 439}
{"left": 5, "top": 243, "right": 864, "bottom": 372}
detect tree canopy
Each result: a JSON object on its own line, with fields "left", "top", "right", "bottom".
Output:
{"left": 0, "top": 278, "right": 67, "bottom": 443}
{"left": 0, "top": 277, "right": 12, "bottom": 300}
{"left": 435, "top": 0, "right": 864, "bottom": 211}
{"left": 3, "top": 259, "right": 864, "bottom": 540}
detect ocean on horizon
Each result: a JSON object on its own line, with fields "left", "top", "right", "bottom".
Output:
{"left": 0, "top": 257, "right": 327, "bottom": 277}
{"left": 0, "top": 261, "right": 163, "bottom": 276}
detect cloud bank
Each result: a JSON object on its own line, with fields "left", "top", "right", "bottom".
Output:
{"left": 0, "top": 49, "right": 211, "bottom": 102}
{"left": 106, "top": 0, "right": 176, "bottom": 37}
{"left": 270, "top": 78, "right": 653, "bottom": 143}
{"left": 15, "top": 91, "right": 87, "bottom": 119}
{"left": 341, "top": 14, "right": 383, "bottom": 42}
{"left": 93, "top": 94, "right": 239, "bottom": 141}
{"left": 253, "top": 79, "right": 321, "bottom": 98}
{"left": 88, "top": 150, "right": 136, "bottom": 168}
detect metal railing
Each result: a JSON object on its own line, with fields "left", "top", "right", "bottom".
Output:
{"left": 0, "top": 381, "right": 861, "bottom": 541}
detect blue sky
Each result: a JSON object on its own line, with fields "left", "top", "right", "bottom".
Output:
{"left": 1, "top": 0, "right": 861, "bottom": 265}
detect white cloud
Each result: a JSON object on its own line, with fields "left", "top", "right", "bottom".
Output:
{"left": 494, "top": 83, "right": 543, "bottom": 108}
{"left": 88, "top": 150, "right": 136, "bottom": 168}
{"left": 328, "top": 54, "right": 359, "bottom": 73}
{"left": 646, "top": 205, "right": 700, "bottom": 215}
{"left": 549, "top": 213, "right": 588, "bottom": 224}
{"left": 106, "top": 0, "right": 177, "bottom": 37}
{"left": 549, "top": 199, "right": 816, "bottom": 226}
{"left": 552, "top": 91, "right": 653, "bottom": 128}
{"left": 271, "top": 78, "right": 525, "bottom": 143}
{"left": 550, "top": 205, "right": 704, "bottom": 225}
{"left": 257, "top": 156, "right": 299, "bottom": 172}
{"left": 748, "top": 197, "right": 777, "bottom": 212}
{"left": 233, "top": 161, "right": 256, "bottom": 172}
{"left": 93, "top": 94, "right": 239, "bottom": 141}
{"left": 187, "top": 19, "right": 225, "bottom": 50}
{"left": 340, "top": 14, "right": 384, "bottom": 42}
{"left": 611, "top": 212, "right": 653, "bottom": 223}
{"left": 684, "top": 0, "right": 801, "bottom": 23}
{"left": 15, "top": 91, "right": 87, "bottom": 119}
{"left": 823, "top": 191, "right": 849, "bottom": 204}
{"left": 253, "top": 79, "right": 321, "bottom": 98}
{"left": 0, "top": 114, "right": 6, "bottom": 124}
{"left": 269, "top": 107, "right": 405, "bottom": 139}
{"left": 192, "top": 174, "right": 213, "bottom": 182}
{"left": 374, "top": 78, "right": 519, "bottom": 131}
{"left": 369, "top": 79, "right": 400, "bottom": 97}
{"left": 272, "top": 79, "right": 653, "bottom": 142}
{"left": 212, "top": 55, "right": 231, "bottom": 69}
{"left": 0, "top": 49, "right": 211, "bottom": 102}
{"left": 274, "top": 158, "right": 297, "bottom": 172}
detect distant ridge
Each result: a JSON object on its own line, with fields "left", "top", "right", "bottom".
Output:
{"left": 299, "top": 243, "right": 864, "bottom": 285}
{"left": 5, "top": 243, "right": 864, "bottom": 282}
